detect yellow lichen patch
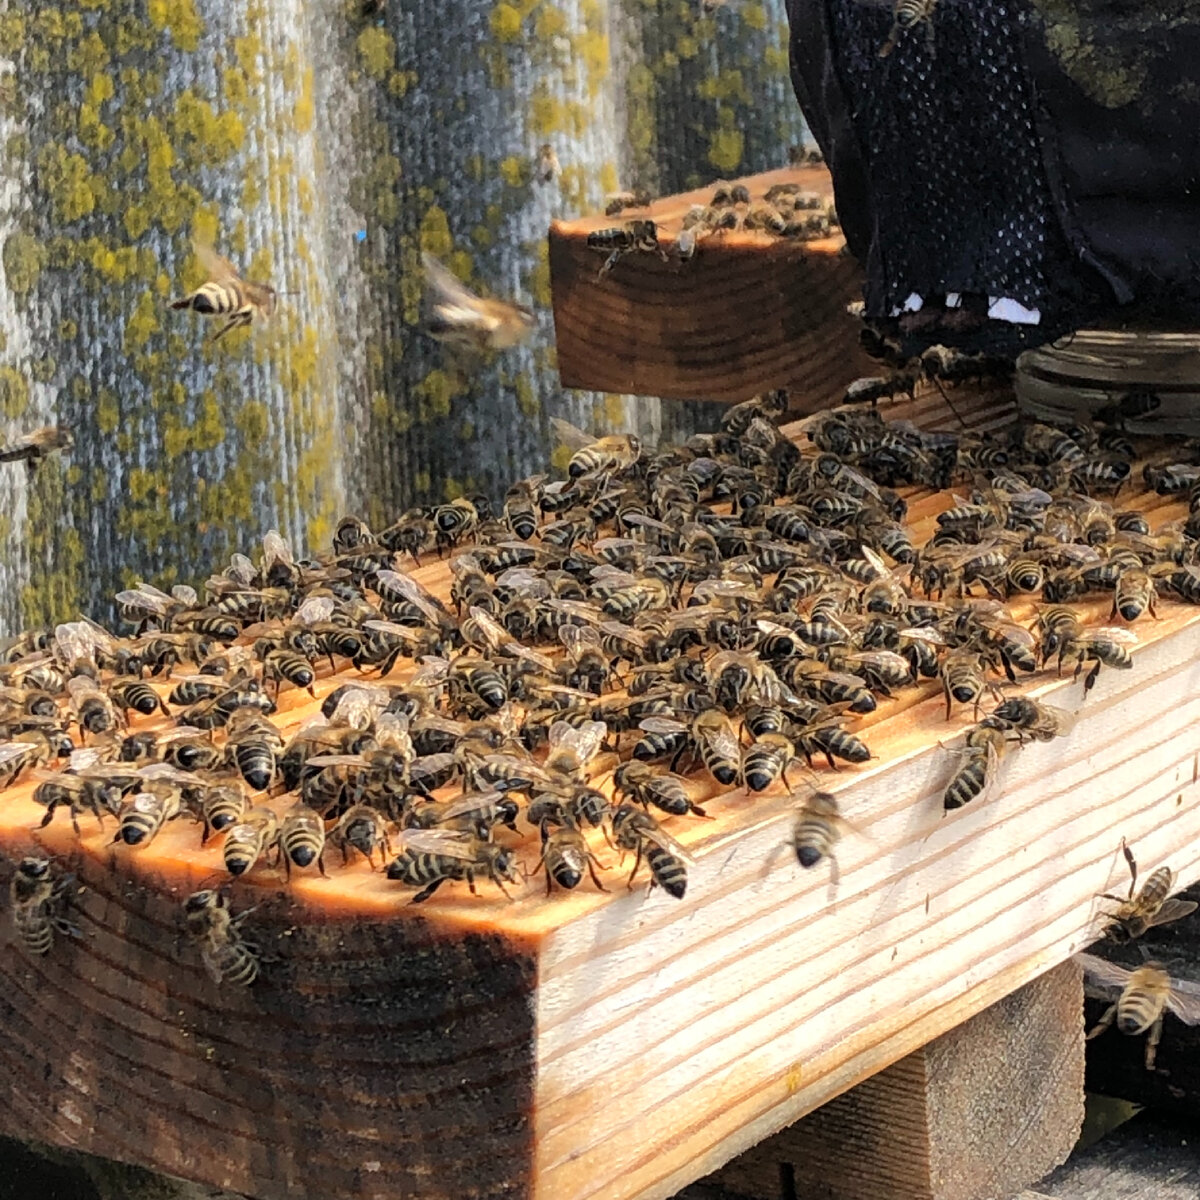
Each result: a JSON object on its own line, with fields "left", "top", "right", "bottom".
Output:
{"left": 490, "top": 2, "right": 523, "bottom": 42}
{"left": 123, "top": 292, "right": 160, "bottom": 353}
{"left": 95, "top": 388, "right": 120, "bottom": 435}
{"left": 708, "top": 122, "right": 745, "bottom": 175}
{"left": 123, "top": 204, "right": 151, "bottom": 241}
{"left": 147, "top": 0, "right": 204, "bottom": 53}
{"left": 233, "top": 33, "right": 265, "bottom": 87}
{"left": 29, "top": 356, "right": 56, "bottom": 384}
{"left": 36, "top": 144, "right": 99, "bottom": 224}
{"left": 0, "top": 366, "right": 30, "bottom": 419}
{"left": 577, "top": 30, "right": 610, "bottom": 97}
{"left": 515, "top": 374, "right": 539, "bottom": 418}
{"left": 293, "top": 65, "right": 315, "bottom": 133}
{"left": 499, "top": 155, "right": 528, "bottom": 187}
{"left": 356, "top": 26, "right": 396, "bottom": 81}
{"left": 387, "top": 69, "right": 417, "bottom": 98}
{"left": 418, "top": 206, "right": 454, "bottom": 259}
{"left": 741, "top": 1, "right": 768, "bottom": 30}
{"left": 0, "top": 13, "right": 24, "bottom": 57}
{"left": 534, "top": 4, "right": 567, "bottom": 39}
{"left": 527, "top": 238, "right": 551, "bottom": 307}
{"left": 2, "top": 232, "right": 46, "bottom": 299}
{"left": 416, "top": 368, "right": 462, "bottom": 421}
{"left": 550, "top": 445, "right": 573, "bottom": 474}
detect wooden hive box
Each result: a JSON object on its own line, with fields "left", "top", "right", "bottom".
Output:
{"left": 3, "top": 392, "right": 1200, "bottom": 1200}
{"left": 548, "top": 165, "right": 875, "bottom": 408}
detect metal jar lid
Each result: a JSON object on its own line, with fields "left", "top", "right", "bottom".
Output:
{"left": 1016, "top": 330, "right": 1200, "bottom": 435}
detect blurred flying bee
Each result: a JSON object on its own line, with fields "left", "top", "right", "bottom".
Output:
{"left": 550, "top": 418, "right": 642, "bottom": 479}
{"left": 610, "top": 803, "right": 693, "bottom": 899}
{"left": 183, "top": 889, "right": 260, "bottom": 987}
{"left": 586, "top": 219, "right": 663, "bottom": 278}
{"left": 1077, "top": 952, "right": 1200, "bottom": 1071}
{"left": 1097, "top": 839, "right": 1198, "bottom": 941}
{"left": 0, "top": 425, "right": 74, "bottom": 475}
{"left": 789, "top": 791, "right": 843, "bottom": 879}
{"left": 386, "top": 828, "right": 521, "bottom": 903}
{"left": 422, "top": 251, "right": 535, "bottom": 354}
{"left": 9, "top": 857, "right": 78, "bottom": 956}
{"left": 170, "top": 238, "right": 278, "bottom": 341}
{"left": 534, "top": 143, "right": 560, "bottom": 183}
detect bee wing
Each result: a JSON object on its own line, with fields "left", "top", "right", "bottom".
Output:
{"left": 193, "top": 238, "right": 242, "bottom": 284}
{"left": 421, "top": 252, "right": 485, "bottom": 315}
{"left": 116, "top": 589, "right": 170, "bottom": 616}
{"left": 380, "top": 570, "right": 449, "bottom": 625}
{"left": 1165, "top": 978, "right": 1200, "bottom": 1025}
{"left": 546, "top": 598, "right": 604, "bottom": 623}
{"left": 66, "top": 674, "right": 103, "bottom": 701}
{"left": 548, "top": 417, "right": 597, "bottom": 453}
{"left": 395, "top": 827, "right": 477, "bottom": 859}
{"left": 638, "top": 716, "right": 688, "bottom": 735}
{"left": 496, "top": 569, "right": 551, "bottom": 596}
{"left": 860, "top": 545, "right": 889, "bottom": 578}
{"left": 1092, "top": 626, "right": 1139, "bottom": 646}
{"left": 1040, "top": 704, "right": 1078, "bottom": 736}
{"left": 548, "top": 719, "right": 607, "bottom": 761}
{"left": 410, "top": 656, "right": 452, "bottom": 687}
{"left": 0, "top": 743, "right": 33, "bottom": 769}
{"left": 696, "top": 719, "right": 742, "bottom": 763}
{"left": 262, "top": 529, "right": 294, "bottom": 568}
{"left": 305, "top": 754, "right": 367, "bottom": 767}
{"left": 294, "top": 595, "right": 337, "bottom": 624}
{"left": 692, "top": 578, "right": 755, "bottom": 603}
{"left": 172, "top": 584, "right": 199, "bottom": 606}
{"left": 1148, "top": 898, "right": 1200, "bottom": 930}
{"left": 559, "top": 623, "right": 603, "bottom": 653}
{"left": 450, "top": 552, "right": 483, "bottom": 574}
{"left": 437, "top": 790, "right": 506, "bottom": 821}
{"left": 226, "top": 553, "right": 258, "bottom": 585}
{"left": 466, "top": 606, "right": 513, "bottom": 648}
{"left": 137, "top": 762, "right": 197, "bottom": 784}
{"left": 363, "top": 619, "right": 424, "bottom": 641}
{"left": 901, "top": 626, "right": 948, "bottom": 645}
{"left": 641, "top": 822, "right": 696, "bottom": 865}
{"left": 590, "top": 563, "right": 639, "bottom": 586}
{"left": 598, "top": 620, "right": 647, "bottom": 648}
{"left": 1074, "top": 952, "right": 1134, "bottom": 998}
{"left": 54, "top": 621, "right": 94, "bottom": 665}
{"left": 622, "top": 512, "right": 674, "bottom": 535}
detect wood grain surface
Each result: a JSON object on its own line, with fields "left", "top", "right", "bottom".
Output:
{"left": 549, "top": 167, "right": 874, "bottom": 406}
{"left": 3, "top": 392, "right": 1200, "bottom": 1200}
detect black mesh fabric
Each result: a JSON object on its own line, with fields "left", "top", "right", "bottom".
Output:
{"left": 785, "top": 0, "right": 1200, "bottom": 358}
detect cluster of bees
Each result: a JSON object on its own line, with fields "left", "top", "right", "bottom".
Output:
{"left": 587, "top": 181, "right": 838, "bottom": 278}
{"left": 5, "top": 387, "right": 1200, "bottom": 996}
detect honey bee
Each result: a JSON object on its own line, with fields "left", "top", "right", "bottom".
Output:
{"left": 223, "top": 709, "right": 283, "bottom": 792}
{"left": 113, "top": 789, "right": 182, "bottom": 847}
{"left": 0, "top": 728, "right": 69, "bottom": 788}
{"left": 789, "top": 791, "right": 843, "bottom": 878}
{"left": 613, "top": 760, "right": 707, "bottom": 817}
{"left": 586, "top": 219, "right": 663, "bottom": 277}
{"left": 537, "top": 821, "right": 607, "bottom": 893}
{"left": 1077, "top": 952, "right": 1200, "bottom": 1071}
{"left": 990, "top": 696, "right": 1075, "bottom": 742}
{"left": 198, "top": 779, "right": 248, "bottom": 842}
{"left": 1063, "top": 626, "right": 1137, "bottom": 694}
{"left": 1098, "top": 839, "right": 1198, "bottom": 941}
{"left": 106, "top": 677, "right": 169, "bottom": 718}
{"left": 534, "top": 143, "right": 560, "bottom": 183}
{"left": 604, "top": 188, "right": 653, "bottom": 216}
{"left": 330, "top": 803, "right": 392, "bottom": 867}
{"left": 277, "top": 803, "right": 328, "bottom": 878}
{"left": 0, "top": 424, "right": 74, "bottom": 474}
{"left": 742, "top": 731, "right": 800, "bottom": 792}
{"left": 9, "top": 857, "right": 77, "bottom": 955}
{"left": 1112, "top": 567, "right": 1157, "bottom": 622}
{"left": 182, "top": 889, "right": 260, "bottom": 987}
{"left": 706, "top": 649, "right": 784, "bottom": 713}
{"left": 386, "top": 828, "right": 521, "bottom": 903}
{"left": 170, "top": 238, "right": 278, "bottom": 341}
{"left": 939, "top": 649, "right": 1000, "bottom": 721}
{"left": 550, "top": 418, "right": 642, "bottom": 479}
{"left": 610, "top": 803, "right": 693, "bottom": 899}
{"left": 942, "top": 717, "right": 1008, "bottom": 811}
{"left": 33, "top": 771, "right": 117, "bottom": 833}
{"left": 422, "top": 252, "right": 535, "bottom": 354}
{"left": 544, "top": 718, "right": 608, "bottom": 781}
{"left": 222, "top": 805, "right": 279, "bottom": 876}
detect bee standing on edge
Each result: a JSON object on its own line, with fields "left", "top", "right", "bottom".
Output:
{"left": 10, "top": 857, "right": 79, "bottom": 956}
{"left": 183, "top": 889, "right": 260, "bottom": 987}
{"left": 1097, "top": 839, "right": 1197, "bottom": 941}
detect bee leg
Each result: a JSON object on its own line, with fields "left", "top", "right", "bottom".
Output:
{"left": 626, "top": 844, "right": 644, "bottom": 889}
{"left": 1084, "top": 660, "right": 1101, "bottom": 694}
{"left": 586, "top": 852, "right": 609, "bottom": 893}
{"left": 1085, "top": 1003, "right": 1118, "bottom": 1042}
{"left": 1120, "top": 838, "right": 1138, "bottom": 896}
{"left": 1146, "top": 1016, "right": 1164, "bottom": 1071}
{"left": 410, "top": 878, "right": 445, "bottom": 904}
{"left": 317, "top": 851, "right": 327, "bottom": 878}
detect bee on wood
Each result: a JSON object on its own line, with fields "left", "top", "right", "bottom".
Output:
{"left": 198, "top": 780, "right": 248, "bottom": 843}
{"left": 0, "top": 425, "right": 74, "bottom": 475}
{"left": 260, "top": 646, "right": 316, "bottom": 698}
{"left": 421, "top": 252, "right": 535, "bottom": 354}
{"left": 105, "top": 677, "right": 169, "bottom": 719}
{"left": 1077, "top": 952, "right": 1200, "bottom": 1071}
{"left": 544, "top": 718, "right": 608, "bottom": 782}
{"left": 330, "top": 803, "right": 392, "bottom": 868}
{"left": 170, "top": 238, "right": 278, "bottom": 341}
{"left": 183, "top": 889, "right": 260, "bottom": 987}
{"left": 1098, "top": 839, "right": 1198, "bottom": 941}
{"left": 586, "top": 218, "right": 663, "bottom": 278}
{"left": 613, "top": 760, "right": 707, "bottom": 818}
{"left": 534, "top": 143, "right": 560, "bottom": 184}
{"left": 537, "top": 821, "right": 608, "bottom": 894}
{"left": 33, "top": 771, "right": 117, "bottom": 833}
{"left": 1112, "top": 567, "right": 1157, "bottom": 622}
{"left": 9, "top": 857, "right": 78, "bottom": 956}
{"left": 222, "top": 806, "right": 279, "bottom": 876}
{"left": 277, "top": 803, "right": 328, "bottom": 878}
{"left": 550, "top": 417, "right": 642, "bottom": 479}
{"left": 1063, "top": 626, "right": 1137, "bottom": 694}
{"left": 386, "top": 828, "right": 521, "bottom": 903}
{"left": 604, "top": 188, "right": 653, "bottom": 216}
{"left": 113, "top": 789, "right": 182, "bottom": 848}
{"left": 610, "top": 803, "right": 693, "bottom": 899}
{"left": 742, "top": 731, "right": 801, "bottom": 793}
{"left": 943, "top": 717, "right": 1008, "bottom": 811}
{"left": 990, "top": 697, "right": 1075, "bottom": 743}
{"left": 378, "top": 507, "right": 437, "bottom": 560}
{"left": 0, "top": 729, "right": 69, "bottom": 788}
{"left": 222, "top": 709, "right": 283, "bottom": 792}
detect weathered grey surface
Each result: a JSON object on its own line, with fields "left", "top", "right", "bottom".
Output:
{"left": 0, "top": 0, "right": 808, "bottom": 634}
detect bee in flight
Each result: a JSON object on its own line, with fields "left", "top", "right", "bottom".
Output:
{"left": 1076, "top": 952, "right": 1200, "bottom": 1071}
{"left": 170, "top": 238, "right": 278, "bottom": 342}
{"left": 421, "top": 252, "right": 535, "bottom": 354}
{"left": 0, "top": 425, "right": 74, "bottom": 475}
